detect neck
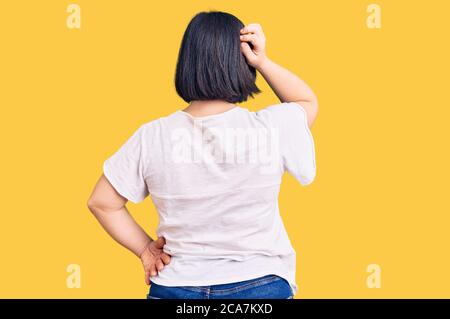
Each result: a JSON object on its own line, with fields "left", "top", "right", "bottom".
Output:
{"left": 182, "top": 100, "right": 237, "bottom": 117}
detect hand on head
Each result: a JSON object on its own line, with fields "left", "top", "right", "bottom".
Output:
{"left": 240, "top": 23, "right": 267, "bottom": 69}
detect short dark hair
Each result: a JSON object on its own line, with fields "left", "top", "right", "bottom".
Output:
{"left": 175, "top": 11, "right": 261, "bottom": 104}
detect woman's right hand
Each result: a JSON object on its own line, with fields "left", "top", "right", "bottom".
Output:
{"left": 240, "top": 23, "right": 267, "bottom": 70}
{"left": 140, "top": 236, "right": 172, "bottom": 285}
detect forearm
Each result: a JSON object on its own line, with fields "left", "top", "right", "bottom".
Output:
{"left": 257, "top": 57, "right": 317, "bottom": 105}
{"left": 89, "top": 205, "right": 152, "bottom": 257}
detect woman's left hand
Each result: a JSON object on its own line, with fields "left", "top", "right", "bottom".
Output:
{"left": 140, "top": 236, "right": 172, "bottom": 285}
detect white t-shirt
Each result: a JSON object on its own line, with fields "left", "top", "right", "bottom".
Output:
{"left": 103, "top": 102, "right": 316, "bottom": 295}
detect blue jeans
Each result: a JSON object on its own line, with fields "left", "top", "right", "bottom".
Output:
{"left": 147, "top": 274, "right": 294, "bottom": 299}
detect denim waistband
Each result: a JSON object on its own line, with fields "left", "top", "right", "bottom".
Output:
{"left": 158, "top": 274, "right": 282, "bottom": 294}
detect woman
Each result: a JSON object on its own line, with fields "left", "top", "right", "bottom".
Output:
{"left": 87, "top": 11, "right": 318, "bottom": 299}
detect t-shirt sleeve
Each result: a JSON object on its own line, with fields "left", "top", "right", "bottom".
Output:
{"left": 103, "top": 124, "right": 149, "bottom": 204}
{"left": 257, "top": 102, "right": 317, "bottom": 186}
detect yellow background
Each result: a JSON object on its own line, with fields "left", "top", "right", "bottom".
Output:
{"left": 0, "top": 0, "right": 449, "bottom": 298}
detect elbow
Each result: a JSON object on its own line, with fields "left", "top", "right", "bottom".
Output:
{"left": 313, "top": 99, "right": 319, "bottom": 122}
{"left": 294, "top": 96, "right": 319, "bottom": 129}
{"left": 87, "top": 197, "right": 99, "bottom": 215}
{"left": 87, "top": 195, "right": 122, "bottom": 215}
{"left": 308, "top": 95, "right": 319, "bottom": 127}
{"left": 87, "top": 201, "right": 95, "bottom": 214}
{"left": 311, "top": 94, "right": 319, "bottom": 116}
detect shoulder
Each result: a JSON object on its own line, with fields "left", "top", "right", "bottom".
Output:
{"left": 257, "top": 101, "right": 307, "bottom": 118}
{"left": 255, "top": 102, "right": 309, "bottom": 128}
{"left": 140, "top": 110, "right": 179, "bottom": 133}
{"left": 137, "top": 110, "right": 186, "bottom": 144}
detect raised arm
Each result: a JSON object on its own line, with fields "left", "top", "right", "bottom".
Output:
{"left": 240, "top": 23, "right": 319, "bottom": 128}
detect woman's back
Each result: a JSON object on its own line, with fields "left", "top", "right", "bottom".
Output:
{"left": 103, "top": 102, "right": 316, "bottom": 294}
{"left": 88, "top": 12, "right": 319, "bottom": 299}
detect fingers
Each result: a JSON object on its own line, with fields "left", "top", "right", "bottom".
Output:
{"left": 143, "top": 264, "right": 157, "bottom": 285}
{"left": 142, "top": 236, "right": 171, "bottom": 285}
{"left": 240, "top": 23, "right": 265, "bottom": 48}
{"left": 240, "top": 33, "right": 258, "bottom": 45}
{"left": 144, "top": 256, "right": 168, "bottom": 285}
{"left": 240, "top": 34, "right": 263, "bottom": 53}
{"left": 239, "top": 29, "right": 265, "bottom": 52}
{"left": 150, "top": 264, "right": 157, "bottom": 277}
{"left": 240, "top": 23, "right": 263, "bottom": 38}
{"left": 161, "top": 253, "right": 171, "bottom": 265}
{"left": 240, "top": 42, "right": 254, "bottom": 59}
{"left": 154, "top": 236, "right": 166, "bottom": 249}
{"left": 156, "top": 259, "right": 164, "bottom": 272}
